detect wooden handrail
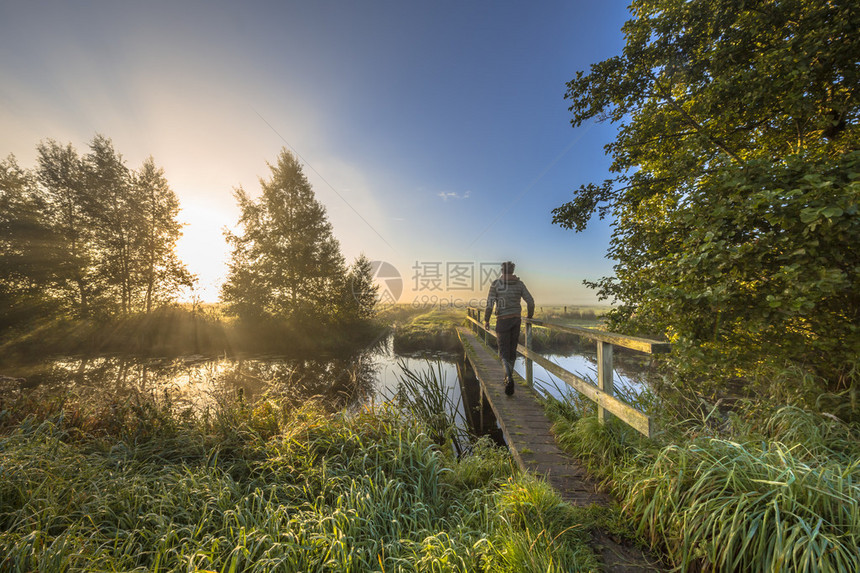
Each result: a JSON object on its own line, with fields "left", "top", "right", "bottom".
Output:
{"left": 524, "top": 318, "right": 671, "bottom": 354}
{"left": 516, "top": 344, "right": 652, "bottom": 437}
{"left": 464, "top": 307, "right": 664, "bottom": 438}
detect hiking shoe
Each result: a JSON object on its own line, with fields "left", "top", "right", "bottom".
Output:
{"left": 505, "top": 377, "right": 515, "bottom": 396}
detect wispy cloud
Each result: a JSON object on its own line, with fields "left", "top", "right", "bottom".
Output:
{"left": 438, "top": 190, "right": 471, "bottom": 201}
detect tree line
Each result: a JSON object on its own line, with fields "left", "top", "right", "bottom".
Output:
{"left": 1, "top": 135, "right": 192, "bottom": 329}
{"left": 1, "top": 139, "right": 378, "bottom": 348}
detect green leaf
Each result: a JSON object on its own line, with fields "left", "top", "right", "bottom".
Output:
{"left": 800, "top": 208, "right": 820, "bottom": 223}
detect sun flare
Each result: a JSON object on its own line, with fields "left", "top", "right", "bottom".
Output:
{"left": 176, "top": 200, "right": 235, "bottom": 302}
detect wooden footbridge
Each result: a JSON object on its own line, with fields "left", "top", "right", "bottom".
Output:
{"left": 457, "top": 310, "right": 671, "bottom": 570}
{"left": 458, "top": 309, "right": 670, "bottom": 506}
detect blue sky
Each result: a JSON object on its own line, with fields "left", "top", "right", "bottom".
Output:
{"left": 0, "top": 1, "right": 631, "bottom": 304}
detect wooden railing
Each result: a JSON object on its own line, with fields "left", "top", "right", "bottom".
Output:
{"left": 465, "top": 308, "right": 670, "bottom": 438}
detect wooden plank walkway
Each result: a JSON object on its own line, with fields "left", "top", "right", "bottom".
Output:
{"left": 457, "top": 325, "right": 664, "bottom": 571}
{"left": 457, "top": 326, "right": 610, "bottom": 506}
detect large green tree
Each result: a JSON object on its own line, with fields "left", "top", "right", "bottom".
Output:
{"left": 221, "top": 149, "right": 348, "bottom": 323}
{"left": 344, "top": 253, "right": 380, "bottom": 321}
{"left": 84, "top": 135, "right": 139, "bottom": 315}
{"left": 553, "top": 0, "right": 859, "bottom": 391}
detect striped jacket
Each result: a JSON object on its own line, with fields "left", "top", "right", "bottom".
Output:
{"left": 484, "top": 275, "right": 535, "bottom": 321}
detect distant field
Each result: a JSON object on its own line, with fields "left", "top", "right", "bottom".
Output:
{"left": 533, "top": 305, "right": 609, "bottom": 324}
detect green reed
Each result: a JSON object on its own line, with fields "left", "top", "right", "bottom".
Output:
{"left": 392, "top": 360, "right": 469, "bottom": 457}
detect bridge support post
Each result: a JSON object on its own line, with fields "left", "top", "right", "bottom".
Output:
{"left": 597, "top": 341, "right": 614, "bottom": 425}
{"left": 525, "top": 321, "right": 533, "bottom": 386}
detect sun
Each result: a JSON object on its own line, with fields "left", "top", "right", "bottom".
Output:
{"left": 175, "top": 200, "right": 235, "bottom": 302}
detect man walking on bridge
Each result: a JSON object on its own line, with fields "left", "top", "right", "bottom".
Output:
{"left": 484, "top": 261, "right": 534, "bottom": 396}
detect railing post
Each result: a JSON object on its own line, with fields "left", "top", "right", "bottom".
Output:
{"left": 481, "top": 309, "right": 488, "bottom": 344}
{"left": 525, "top": 320, "right": 533, "bottom": 386}
{"left": 597, "top": 341, "right": 614, "bottom": 425}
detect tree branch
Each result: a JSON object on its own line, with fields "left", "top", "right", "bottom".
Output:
{"left": 650, "top": 74, "right": 744, "bottom": 164}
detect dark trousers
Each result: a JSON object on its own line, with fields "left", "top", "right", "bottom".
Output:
{"left": 495, "top": 315, "right": 521, "bottom": 380}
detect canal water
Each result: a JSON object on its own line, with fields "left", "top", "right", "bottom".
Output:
{"left": 1, "top": 334, "right": 650, "bottom": 422}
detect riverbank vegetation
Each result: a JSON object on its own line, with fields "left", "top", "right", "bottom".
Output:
{"left": 1, "top": 137, "right": 193, "bottom": 333}
{"left": 0, "top": 302, "right": 386, "bottom": 365}
{"left": 545, "top": 369, "right": 860, "bottom": 572}
{"left": 391, "top": 307, "right": 464, "bottom": 354}
{"left": 540, "top": 3, "right": 860, "bottom": 564}
{"left": 1, "top": 137, "right": 208, "bottom": 361}
{"left": 0, "top": 379, "right": 609, "bottom": 572}
{"left": 542, "top": 3, "right": 860, "bottom": 565}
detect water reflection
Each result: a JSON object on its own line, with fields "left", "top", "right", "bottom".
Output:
{"left": 6, "top": 353, "right": 381, "bottom": 414}
{"left": 1, "top": 335, "right": 468, "bottom": 416}
{"left": 370, "top": 337, "right": 461, "bottom": 402}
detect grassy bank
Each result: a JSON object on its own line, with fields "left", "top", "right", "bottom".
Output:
{"left": 391, "top": 307, "right": 464, "bottom": 354}
{"left": 0, "top": 385, "right": 608, "bottom": 572}
{"left": 545, "top": 373, "right": 860, "bottom": 572}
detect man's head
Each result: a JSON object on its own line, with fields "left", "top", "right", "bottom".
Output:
{"left": 501, "top": 261, "right": 515, "bottom": 275}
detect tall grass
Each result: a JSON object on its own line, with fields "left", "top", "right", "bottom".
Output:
{"left": 622, "top": 436, "right": 860, "bottom": 572}
{"left": 0, "top": 381, "right": 601, "bottom": 572}
{"left": 547, "top": 377, "right": 860, "bottom": 571}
